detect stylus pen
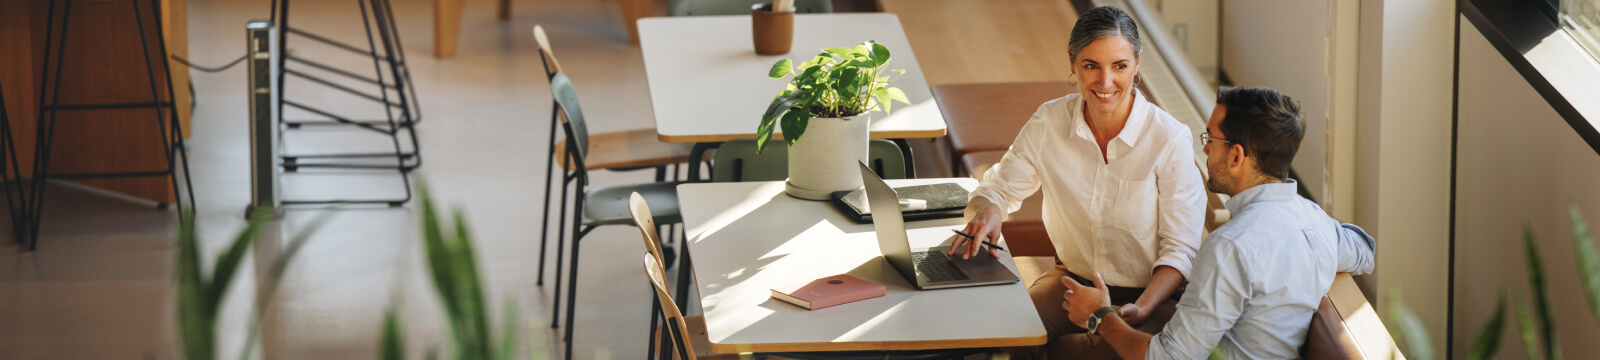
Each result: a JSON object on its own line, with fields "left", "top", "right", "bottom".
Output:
{"left": 950, "top": 229, "right": 1007, "bottom": 251}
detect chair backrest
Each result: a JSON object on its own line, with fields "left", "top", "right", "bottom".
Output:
{"left": 628, "top": 192, "right": 667, "bottom": 265}
{"left": 667, "top": 0, "right": 832, "bottom": 16}
{"left": 551, "top": 73, "right": 590, "bottom": 172}
{"left": 710, "top": 138, "right": 908, "bottom": 182}
{"left": 643, "top": 253, "right": 698, "bottom": 360}
{"left": 533, "top": 25, "right": 563, "bottom": 78}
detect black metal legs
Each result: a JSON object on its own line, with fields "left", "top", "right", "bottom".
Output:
{"left": 24, "top": 0, "right": 196, "bottom": 250}
{"left": 274, "top": 0, "right": 420, "bottom": 207}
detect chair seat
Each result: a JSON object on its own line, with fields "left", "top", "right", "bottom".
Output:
{"left": 962, "top": 151, "right": 1054, "bottom": 258}
{"left": 584, "top": 181, "right": 683, "bottom": 226}
{"left": 555, "top": 128, "right": 694, "bottom": 171}
{"left": 654, "top": 315, "right": 742, "bottom": 360}
{"left": 933, "top": 82, "right": 1073, "bottom": 157}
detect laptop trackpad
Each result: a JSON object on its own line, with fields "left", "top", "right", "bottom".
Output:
{"left": 929, "top": 247, "right": 1002, "bottom": 274}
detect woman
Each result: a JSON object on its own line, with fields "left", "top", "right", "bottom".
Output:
{"left": 952, "top": 6, "right": 1205, "bottom": 359}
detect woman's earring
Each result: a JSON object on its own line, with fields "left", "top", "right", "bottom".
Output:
{"left": 1067, "top": 73, "right": 1079, "bottom": 87}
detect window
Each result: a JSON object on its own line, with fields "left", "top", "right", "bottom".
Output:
{"left": 1561, "top": 0, "right": 1600, "bottom": 61}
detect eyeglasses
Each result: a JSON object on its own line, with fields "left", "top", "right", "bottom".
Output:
{"left": 1200, "top": 131, "right": 1231, "bottom": 146}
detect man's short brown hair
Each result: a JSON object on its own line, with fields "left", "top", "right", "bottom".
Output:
{"left": 1216, "top": 86, "right": 1303, "bottom": 180}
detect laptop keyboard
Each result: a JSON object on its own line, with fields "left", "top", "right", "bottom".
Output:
{"left": 914, "top": 251, "right": 970, "bottom": 282}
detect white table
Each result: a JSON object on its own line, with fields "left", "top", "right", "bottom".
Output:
{"left": 677, "top": 179, "right": 1046, "bottom": 353}
{"left": 637, "top": 14, "right": 947, "bottom": 144}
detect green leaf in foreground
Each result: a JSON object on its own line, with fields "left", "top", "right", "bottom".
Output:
{"left": 1515, "top": 297, "right": 1544, "bottom": 360}
{"left": 381, "top": 306, "right": 406, "bottom": 360}
{"left": 1569, "top": 203, "right": 1600, "bottom": 328}
{"left": 1385, "top": 289, "right": 1434, "bottom": 360}
{"left": 1468, "top": 289, "right": 1506, "bottom": 360}
{"left": 1522, "top": 223, "right": 1559, "bottom": 360}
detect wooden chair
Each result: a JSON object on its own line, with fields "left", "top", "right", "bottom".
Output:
{"left": 532, "top": 25, "right": 695, "bottom": 289}
{"left": 544, "top": 66, "right": 686, "bottom": 360}
{"left": 632, "top": 192, "right": 727, "bottom": 360}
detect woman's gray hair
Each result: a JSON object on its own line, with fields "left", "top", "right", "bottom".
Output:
{"left": 1068, "top": 6, "right": 1141, "bottom": 61}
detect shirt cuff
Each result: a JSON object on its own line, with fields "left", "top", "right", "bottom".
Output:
{"left": 1152, "top": 251, "right": 1194, "bottom": 279}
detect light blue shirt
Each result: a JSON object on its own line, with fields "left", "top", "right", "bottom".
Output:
{"left": 1146, "top": 180, "right": 1375, "bottom": 359}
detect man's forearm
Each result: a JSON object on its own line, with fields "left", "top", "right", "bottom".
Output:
{"left": 1099, "top": 313, "right": 1153, "bottom": 360}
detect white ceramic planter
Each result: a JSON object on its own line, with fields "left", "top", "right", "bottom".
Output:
{"left": 784, "top": 113, "right": 870, "bottom": 200}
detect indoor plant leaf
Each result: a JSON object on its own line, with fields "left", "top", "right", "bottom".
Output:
{"left": 781, "top": 110, "right": 809, "bottom": 147}
{"left": 206, "top": 208, "right": 272, "bottom": 316}
{"left": 1467, "top": 289, "right": 1506, "bottom": 360}
{"left": 1569, "top": 203, "right": 1600, "bottom": 328}
{"left": 1515, "top": 297, "right": 1544, "bottom": 360}
{"left": 1522, "top": 223, "right": 1559, "bottom": 360}
{"left": 768, "top": 58, "right": 792, "bottom": 78}
{"left": 869, "top": 41, "right": 890, "bottom": 68}
{"left": 381, "top": 306, "right": 406, "bottom": 360}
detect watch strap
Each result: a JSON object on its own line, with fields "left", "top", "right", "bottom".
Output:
{"left": 1087, "top": 306, "right": 1118, "bottom": 334}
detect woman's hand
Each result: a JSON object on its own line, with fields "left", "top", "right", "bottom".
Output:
{"left": 952, "top": 196, "right": 1005, "bottom": 259}
{"left": 1118, "top": 303, "right": 1152, "bottom": 325}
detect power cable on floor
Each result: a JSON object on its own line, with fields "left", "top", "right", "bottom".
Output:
{"left": 170, "top": 54, "right": 249, "bottom": 73}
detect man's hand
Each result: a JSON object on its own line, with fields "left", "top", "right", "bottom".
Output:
{"left": 1118, "top": 303, "right": 1152, "bottom": 325}
{"left": 953, "top": 198, "right": 1005, "bottom": 260}
{"left": 1061, "top": 273, "right": 1113, "bottom": 328}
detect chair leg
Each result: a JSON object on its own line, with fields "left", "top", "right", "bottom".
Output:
{"left": 537, "top": 105, "right": 560, "bottom": 286}
{"left": 550, "top": 168, "right": 571, "bottom": 329}
{"left": 563, "top": 211, "right": 588, "bottom": 359}
{"left": 647, "top": 290, "right": 662, "bottom": 360}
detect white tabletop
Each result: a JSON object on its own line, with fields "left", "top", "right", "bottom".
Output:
{"left": 638, "top": 14, "right": 947, "bottom": 143}
{"left": 677, "top": 179, "right": 1046, "bottom": 353}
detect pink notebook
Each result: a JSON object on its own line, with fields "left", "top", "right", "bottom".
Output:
{"left": 770, "top": 274, "right": 886, "bottom": 310}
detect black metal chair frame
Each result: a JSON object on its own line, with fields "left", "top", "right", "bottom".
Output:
{"left": 25, "top": 0, "right": 197, "bottom": 251}
{"left": 271, "top": 0, "right": 420, "bottom": 207}
{"left": 0, "top": 86, "right": 28, "bottom": 246}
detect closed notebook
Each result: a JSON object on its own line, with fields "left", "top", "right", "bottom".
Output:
{"left": 770, "top": 274, "right": 886, "bottom": 310}
{"left": 831, "top": 182, "right": 969, "bottom": 223}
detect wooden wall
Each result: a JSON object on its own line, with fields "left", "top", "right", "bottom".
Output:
{"left": 0, "top": 0, "right": 190, "bottom": 204}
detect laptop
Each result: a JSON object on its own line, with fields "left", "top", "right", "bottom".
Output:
{"left": 858, "top": 162, "right": 1020, "bottom": 290}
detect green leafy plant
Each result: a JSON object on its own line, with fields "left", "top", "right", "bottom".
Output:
{"left": 1388, "top": 202, "right": 1600, "bottom": 360}
{"left": 379, "top": 182, "right": 531, "bottom": 360}
{"left": 756, "top": 40, "right": 910, "bottom": 153}
{"left": 177, "top": 208, "right": 322, "bottom": 360}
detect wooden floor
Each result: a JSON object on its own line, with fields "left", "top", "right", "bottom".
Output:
{"left": 0, "top": 0, "right": 1079, "bottom": 359}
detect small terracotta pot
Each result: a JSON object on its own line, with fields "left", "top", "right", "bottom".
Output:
{"left": 751, "top": 3, "right": 795, "bottom": 55}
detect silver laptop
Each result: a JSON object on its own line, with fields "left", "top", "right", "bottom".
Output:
{"left": 858, "top": 162, "right": 1020, "bottom": 290}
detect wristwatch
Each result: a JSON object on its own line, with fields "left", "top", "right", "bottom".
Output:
{"left": 1086, "top": 306, "right": 1119, "bottom": 335}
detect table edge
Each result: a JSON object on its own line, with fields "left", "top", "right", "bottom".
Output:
{"left": 708, "top": 334, "right": 1048, "bottom": 353}
{"left": 659, "top": 129, "right": 948, "bottom": 143}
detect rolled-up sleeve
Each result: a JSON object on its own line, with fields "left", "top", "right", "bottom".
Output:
{"left": 1147, "top": 238, "right": 1250, "bottom": 360}
{"left": 970, "top": 105, "right": 1049, "bottom": 214}
{"left": 1150, "top": 129, "right": 1206, "bottom": 278}
{"left": 1334, "top": 223, "right": 1376, "bottom": 274}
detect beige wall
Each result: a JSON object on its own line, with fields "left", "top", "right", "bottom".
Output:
{"left": 1354, "top": 0, "right": 1456, "bottom": 354}
{"left": 1220, "top": 0, "right": 1331, "bottom": 204}
{"left": 1454, "top": 17, "right": 1600, "bottom": 357}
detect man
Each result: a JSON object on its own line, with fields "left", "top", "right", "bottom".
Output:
{"left": 1059, "top": 86, "right": 1376, "bottom": 359}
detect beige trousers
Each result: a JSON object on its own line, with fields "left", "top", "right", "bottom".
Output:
{"left": 1007, "top": 265, "right": 1180, "bottom": 360}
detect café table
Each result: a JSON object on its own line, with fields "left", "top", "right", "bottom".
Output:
{"left": 637, "top": 14, "right": 948, "bottom": 180}
{"left": 676, "top": 179, "right": 1046, "bottom": 353}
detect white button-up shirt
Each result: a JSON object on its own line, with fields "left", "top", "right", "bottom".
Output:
{"left": 970, "top": 91, "right": 1206, "bottom": 287}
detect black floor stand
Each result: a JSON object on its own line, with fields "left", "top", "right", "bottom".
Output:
{"left": 273, "top": 0, "right": 421, "bottom": 207}
{"left": 25, "top": 0, "right": 197, "bottom": 251}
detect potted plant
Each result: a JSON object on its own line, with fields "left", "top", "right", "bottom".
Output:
{"left": 757, "top": 40, "right": 910, "bottom": 200}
